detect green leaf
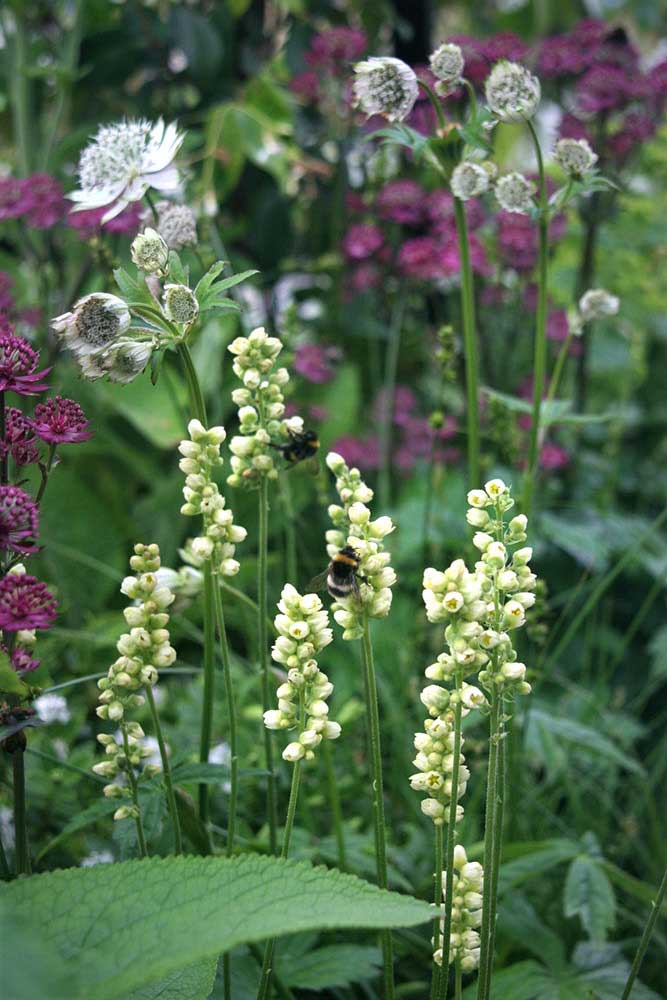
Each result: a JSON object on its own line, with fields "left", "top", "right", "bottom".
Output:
{"left": 527, "top": 710, "right": 644, "bottom": 776}
{"left": 99, "top": 368, "right": 188, "bottom": 448}
{"left": 278, "top": 943, "right": 381, "bottom": 991}
{"left": 37, "top": 797, "right": 119, "bottom": 861}
{"left": 113, "top": 268, "right": 154, "bottom": 306}
{"left": 368, "top": 124, "right": 429, "bottom": 159}
{"left": 499, "top": 839, "right": 580, "bottom": 893}
{"left": 125, "top": 959, "right": 217, "bottom": 1000}
{"left": 0, "top": 652, "right": 29, "bottom": 696}
{"left": 461, "top": 960, "right": 555, "bottom": 1000}
{"left": 171, "top": 761, "right": 267, "bottom": 784}
{"left": 498, "top": 893, "right": 566, "bottom": 971}
{"left": 0, "top": 855, "right": 434, "bottom": 1000}
{"left": 167, "top": 252, "right": 189, "bottom": 286}
{"left": 194, "top": 265, "right": 258, "bottom": 316}
{"left": 564, "top": 855, "right": 616, "bottom": 941}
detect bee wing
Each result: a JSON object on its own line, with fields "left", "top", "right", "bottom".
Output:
{"left": 306, "top": 568, "right": 330, "bottom": 593}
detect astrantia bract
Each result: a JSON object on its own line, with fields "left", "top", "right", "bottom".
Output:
{"left": 353, "top": 57, "right": 419, "bottom": 122}
{"left": 68, "top": 119, "right": 183, "bottom": 222}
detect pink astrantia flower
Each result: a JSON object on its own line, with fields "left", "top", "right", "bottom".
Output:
{"left": 1, "top": 407, "right": 40, "bottom": 466}
{"left": 0, "top": 330, "right": 51, "bottom": 395}
{"left": 306, "top": 28, "right": 367, "bottom": 70}
{"left": 31, "top": 396, "right": 92, "bottom": 445}
{"left": 342, "top": 223, "right": 384, "bottom": 260}
{"left": 0, "top": 485, "right": 39, "bottom": 554}
{"left": 348, "top": 262, "right": 382, "bottom": 295}
{"left": 376, "top": 180, "right": 425, "bottom": 226}
{"left": 0, "top": 574, "right": 57, "bottom": 631}
{"left": 331, "top": 434, "right": 380, "bottom": 470}
{"left": 293, "top": 344, "right": 341, "bottom": 384}
{"left": 9, "top": 644, "right": 41, "bottom": 675}
{"left": 21, "top": 174, "right": 66, "bottom": 229}
{"left": 0, "top": 272, "right": 14, "bottom": 312}
{"left": 540, "top": 443, "right": 570, "bottom": 470}
{"left": 0, "top": 177, "right": 27, "bottom": 221}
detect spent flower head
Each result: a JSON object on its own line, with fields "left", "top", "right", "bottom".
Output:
{"left": 162, "top": 284, "right": 199, "bottom": 326}
{"left": 156, "top": 201, "right": 197, "bottom": 251}
{"left": 494, "top": 172, "right": 535, "bottom": 214}
{"left": 485, "top": 61, "right": 541, "bottom": 122}
{"left": 554, "top": 137, "right": 598, "bottom": 176}
{"left": 353, "top": 57, "right": 419, "bottom": 122}
{"left": 579, "top": 288, "right": 619, "bottom": 322}
{"left": 451, "top": 162, "right": 490, "bottom": 201}
{"left": 52, "top": 293, "right": 131, "bottom": 358}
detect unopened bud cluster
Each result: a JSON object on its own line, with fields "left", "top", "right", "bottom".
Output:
{"left": 93, "top": 543, "right": 176, "bottom": 819}
{"left": 227, "top": 327, "right": 302, "bottom": 488}
{"left": 433, "top": 846, "right": 484, "bottom": 972}
{"left": 179, "top": 419, "right": 246, "bottom": 575}
{"left": 263, "top": 585, "right": 340, "bottom": 762}
{"left": 325, "top": 452, "right": 397, "bottom": 640}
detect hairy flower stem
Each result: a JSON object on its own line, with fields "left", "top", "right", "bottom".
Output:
{"left": 12, "top": 748, "right": 30, "bottom": 874}
{"left": 378, "top": 291, "right": 407, "bottom": 511}
{"left": 476, "top": 692, "right": 501, "bottom": 1000}
{"left": 621, "top": 863, "right": 667, "bottom": 1000}
{"left": 122, "top": 726, "right": 148, "bottom": 858}
{"left": 438, "top": 673, "right": 464, "bottom": 1000}
{"left": 322, "top": 737, "right": 346, "bottom": 870}
{"left": 176, "top": 342, "right": 217, "bottom": 834}
{"left": 256, "top": 759, "right": 303, "bottom": 1000}
{"left": 361, "top": 615, "right": 395, "bottom": 999}
{"left": 430, "top": 823, "right": 445, "bottom": 1000}
{"left": 258, "top": 477, "right": 279, "bottom": 855}
{"left": 453, "top": 198, "right": 481, "bottom": 489}
{"left": 144, "top": 684, "right": 182, "bottom": 854}
{"left": 522, "top": 120, "right": 549, "bottom": 519}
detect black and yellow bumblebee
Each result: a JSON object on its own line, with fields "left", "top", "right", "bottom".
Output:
{"left": 271, "top": 428, "right": 320, "bottom": 468}
{"left": 309, "top": 545, "right": 364, "bottom": 600}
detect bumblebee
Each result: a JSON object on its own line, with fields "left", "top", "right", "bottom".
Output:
{"left": 271, "top": 428, "right": 320, "bottom": 467}
{"left": 309, "top": 545, "right": 363, "bottom": 600}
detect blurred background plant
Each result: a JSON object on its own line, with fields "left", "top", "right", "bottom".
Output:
{"left": 1, "top": 0, "right": 666, "bottom": 997}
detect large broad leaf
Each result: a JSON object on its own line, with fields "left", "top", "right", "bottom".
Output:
{"left": 126, "top": 959, "right": 217, "bottom": 1000}
{"left": 564, "top": 855, "right": 616, "bottom": 941}
{"left": 278, "top": 943, "right": 381, "bottom": 991}
{"left": 0, "top": 854, "right": 434, "bottom": 1000}
{"left": 99, "top": 369, "right": 188, "bottom": 449}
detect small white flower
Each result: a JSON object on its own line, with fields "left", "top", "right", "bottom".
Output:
{"left": 429, "top": 43, "right": 464, "bottom": 93}
{"left": 495, "top": 172, "right": 535, "bottom": 215}
{"left": 34, "top": 693, "right": 71, "bottom": 725}
{"left": 485, "top": 61, "right": 541, "bottom": 122}
{"left": 52, "top": 293, "right": 131, "bottom": 356}
{"left": 69, "top": 119, "right": 183, "bottom": 222}
{"left": 579, "top": 288, "right": 619, "bottom": 322}
{"left": 554, "top": 138, "right": 598, "bottom": 176}
{"left": 451, "top": 162, "right": 489, "bottom": 201}
{"left": 353, "top": 57, "right": 419, "bottom": 122}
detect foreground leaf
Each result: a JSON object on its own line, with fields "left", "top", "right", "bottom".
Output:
{"left": 0, "top": 854, "right": 434, "bottom": 1000}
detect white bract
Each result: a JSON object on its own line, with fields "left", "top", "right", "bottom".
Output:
{"left": 494, "top": 172, "right": 535, "bottom": 214}
{"left": 429, "top": 43, "right": 465, "bottom": 94}
{"left": 451, "top": 162, "right": 490, "bottom": 201}
{"left": 485, "top": 61, "right": 541, "bottom": 122}
{"left": 353, "top": 57, "right": 419, "bottom": 122}
{"left": 69, "top": 119, "right": 183, "bottom": 221}
{"left": 554, "top": 138, "right": 598, "bottom": 176}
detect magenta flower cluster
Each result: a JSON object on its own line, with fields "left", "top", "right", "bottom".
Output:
{"left": 0, "top": 174, "right": 141, "bottom": 238}
{"left": 290, "top": 27, "right": 368, "bottom": 109}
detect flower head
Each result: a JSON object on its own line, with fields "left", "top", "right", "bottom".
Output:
{"left": 52, "top": 293, "right": 131, "bottom": 357}
{"left": 429, "top": 42, "right": 465, "bottom": 93}
{"left": 0, "top": 574, "right": 57, "bottom": 631}
{"left": 0, "top": 330, "right": 51, "bottom": 395}
{"left": 162, "top": 284, "right": 199, "bottom": 325}
{"left": 494, "top": 172, "right": 535, "bottom": 215}
{"left": 353, "top": 57, "right": 419, "bottom": 122}
{"left": 155, "top": 201, "right": 197, "bottom": 251}
{"left": 579, "top": 288, "right": 619, "bottom": 322}
{"left": 130, "top": 228, "right": 170, "bottom": 275}
{"left": 485, "top": 61, "right": 541, "bottom": 122}
{"left": 0, "top": 486, "right": 39, "bottom": 554}
{"left": 1, "top": 407, "right": 39, "bottom": 467}
{"left": 69, "top": 119, "right": 183, "bottom": 222}
{"left": 451, "top": 162, "right": 490, "bottom": 201}
{"left": 31, "top": 396, "right": 92, "bottom": 445}
{"left": 554, "top": 138, "right": 598, "bottom": 176}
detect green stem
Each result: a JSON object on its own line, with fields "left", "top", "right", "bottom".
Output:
{"left": 455, "top": 959, "right": 463, "bottom": 1000}
{"left": 453, "top": 198, "right": 481, "bottom": 489}
{"left": 12, "top": 748, "right": 30, "bottom": 875}
{"left": 487, "top": 711, "right": 507, "bottom": 969}
{"left": 378, "top": 291, "right": 407, "bottom": 511}
{"left": 522, "top": 119, "right": 549, "bottom": 519}
{"left": 6, "top": 11, "right": 32, "bottom": 176}
{"left": 278, "top": 471, "right": 298, "bottom": 584}
{"left": 41, "top": 0, "right": 83, "bottom": 169}
{"left": 476, "top": 692, "right": 501, "bottom": 1000}
{"left": 144, "top": 684, "right": 182, "bottom": 854}
{"left": 361, "top": 615, "right": 395, "bottom": 999}
{"left": 0, "top": 828, "right": 9, "bottom": 879}
{"left": 256, "top": 760, "right": 303, "bottom": 1000}
{"left": 122, "top": 727, "right": 148, "bottom": 858}
{"left": 621, "top": 863, "right": 667, "bottom": 1000}
{"left": 322, "top": 737, "right": 346, "bottom": 870}
{"left": 430, "top": 823, "right": 445, "bottom": 1000}
{"left": 258, "top": 476, "right": 278, "bottom": 855}
{"left": 438, "top": 674, "right": 464, "bottom": 1000}
{"left": 213, "top": 581, "right": 239, "bottom": 858}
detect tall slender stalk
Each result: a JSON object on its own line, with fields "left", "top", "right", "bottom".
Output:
{"left": 176, "top": 342, "right": 217, "bottom": 831}
{"left": 144, "top": 684, "right": 182, "bottom": 854}
{"left": 258, "top": 476, "right": 278, "bottom": 854}
{"left": 122, "top": 727, "right": 148, "bottom": 858}
{"left": 378, "top": 292, "right": 407, "bottom": 511}
{"left": 212, "top": 582, "right": 239, "bottom": 857}
{"left": 438, "top": 673, "right": 464, "bottom": 1000}
{"left": 430, "top": 823, "right": 445, "bottom": 1000}
{"left": 621, "top": 863, "right": 667, "bottom": 1000}
{"left": 475, "top": 692, "right": 501, "bottom": 1000}
{"left": 361, "top": 615, "right": 395, "bottom": 999}
{"left": 522, "top": 120, "right": 549, "bottom": 519}
{"left": 4, "top": 11, "right": 32, "bottom": 176}
{"left": 0, "top": 829, "right": 9, "bottom": 879}
{"left": 453, "top": 198, "right": 481, "bottom": 488}
{"left": 322, "top": 738, "right": 346, "bottom": 870}
{"left": 12, "top": 748, "right": 30, "bottom": 875}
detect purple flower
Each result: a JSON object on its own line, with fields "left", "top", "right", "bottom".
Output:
{"left": 397, "top": 237, "right": 443, "bottom": 281}
{"left": 575, "top": 64, "right": 638, "bottom": 114}
{"left": 481, "top": 32, "right": 527, "bottom": 65}
{"left": 293, "top": 344, "right": 340, "bottom": 384}
{"left": 0, "top": 573, "right": 57, "bottom": 631}
{"left": 540, "top": 442, "right": 570, "bottom": 470}
{"left": 9, "top": 644, "right": 40, "bottom": 675}
{"left": 538, "top": 34, "right": 591, "bottom": 78}
{"left": 1, "top": 406, "right": 40, "bottom": 466}
{"left": 342, "top": 223, "right": 384, "bottom": 260}
{"left": 31, "top": 396, "right": 92, "bottom": 445}
{"left": 373, "top": 384, "right": 417, "bottom": 426}
{"left": 290, "top": 70, "right": 320, "bottom": 101}
{"left": 608, "top": 111, "right": 656, "bottom": 159}
{"left": 0, "top": 329, "right": 51, "bottom": 395}
{"left": 66, "top": 202, "right": 142, "bottom": 239}
{"left": 559, "top": 114, "right": 593, "bottom": 144}
{"left": 0, "top": 485, "right": 39, "bottom": 554}
{"left": 376, "top": 180, "right": 425, "bottom": 226}
{"left": 330, "top": 434, "right": 380, "bottom": 471}
{"left": 0, "top": 177, "right": 27, "bottom": 221}
{"left": 21, "top": 174, "right": 66, "bottom": 229}
{"left": 547, "top": 310, "right": 569, "bottom": 343}
{"left": 306, "top": 28, "right": 367, "bottom": 70}
{"left": 348, "top": 262, "right": 382, "bottom": 295}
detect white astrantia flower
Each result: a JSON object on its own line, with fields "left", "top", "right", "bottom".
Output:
{"left": 52, "top": 293, "right": 131, "bottom": 357}
{"left": 554, "top": 137, "right": 598, "bottom": 176}
{"left": 451, "top": 162, "right": 490, "bottom": 201}
{"left": 130, "top": 228, "right": 169, "bottom": 275}
{"left": 579, "top": 288, "right": 620, "bottom": 322}
{"left": 156, "top": 201, "right": 198, "bottom": 251}
{"left": 429, "top": 42, "right": 465, "bottom": 94}
{"left": 69, "top": 119, "right": 184, "bottom": 222}
{"left": 353, "top": 57, "right": 419, "bottom": 122}
{"left": 163, "top": 283, "right": 199, "bottom": 325}
{"left": 34, "top": 693, "right": 70, "bottom": 725}
{"left": 485, "top": 61, "right": 541, "bottom": 123}
{"left": 494, "top": 172, "right": 535, "bottom": 214}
